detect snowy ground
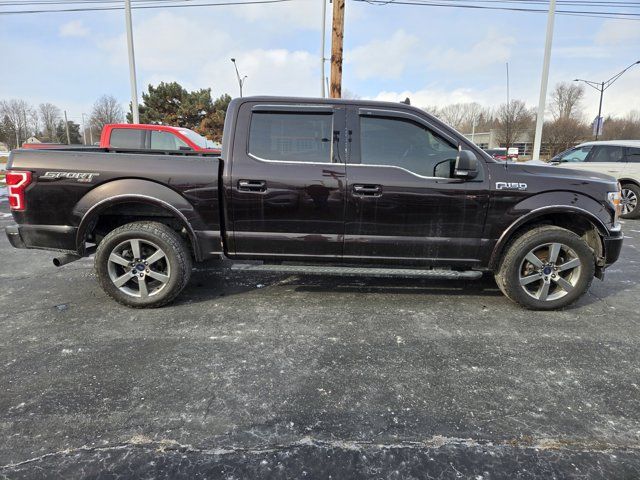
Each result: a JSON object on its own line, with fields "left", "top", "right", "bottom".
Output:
{"left": 1, "top": 205, "right": 639, "bottom": 478}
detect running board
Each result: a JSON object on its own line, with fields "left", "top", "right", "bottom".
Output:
{"left": 230, "top": 264, "right": 483, "bottom": 280}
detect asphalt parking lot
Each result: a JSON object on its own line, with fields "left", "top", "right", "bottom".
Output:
{"left": 1, "top": 201, "right": 640, "bottom": 479}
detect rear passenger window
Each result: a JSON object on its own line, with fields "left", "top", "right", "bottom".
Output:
{"left": 151, "top": 131, "right": 188, "bottom": 150}
{"left": 109, "top": 129, "right": 145, "bottom": 149}
{"left": 587, "top": 146, "right": 624, "bottom": 163}
{"left": 627, "top": 147, "right": 640, "bottom": 163}
{"left": 249, "top": 112, "right": 332, "bottom": 163}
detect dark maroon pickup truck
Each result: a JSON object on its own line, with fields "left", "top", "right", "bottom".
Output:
{"left": 4, "top": 96, "right": 624, "bottom": 310}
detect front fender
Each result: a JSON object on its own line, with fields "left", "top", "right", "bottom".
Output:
{"left": 488, "top": 191, "right": 614, "bottom": 269}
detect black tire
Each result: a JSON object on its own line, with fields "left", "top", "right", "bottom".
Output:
{"left": 495, "top": 226, "right": 595, "bottom": 310}
{"left": 95, "top": 221, "right": 192, "bottom": 308}
{"left": 620, "top": 183, "right": 640, "bottom": 219}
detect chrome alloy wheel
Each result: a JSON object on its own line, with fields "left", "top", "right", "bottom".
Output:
{"left": 518, "top": 242, "right": 582, "bottom": 302}
{"left": 107, "top": 238, "right": 171, "bottom": 298}
{"left": 621, "top": 188, "right": 638, "bottom": 216}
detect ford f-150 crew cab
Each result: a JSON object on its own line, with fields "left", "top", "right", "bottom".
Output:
{"left": 4, "top": 96, "right": 624, "bottom": 310}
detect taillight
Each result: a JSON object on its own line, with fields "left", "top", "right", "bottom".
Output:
{"left": 6, "top": 171, "right": 32, "bottom": 211}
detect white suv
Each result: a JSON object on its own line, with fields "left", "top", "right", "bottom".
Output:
{"left": 552, "top": 140, "right": 640, "bottom": 219}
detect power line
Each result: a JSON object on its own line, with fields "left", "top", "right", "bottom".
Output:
{"left": 0, "top": 0, "right": 295, "bottom": 15}
{"left": 355, "top": 0, "right": 640, "bottom": 20}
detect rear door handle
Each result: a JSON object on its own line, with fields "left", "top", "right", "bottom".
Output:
{"left": 352, "top": 184, "right": 382, "bottom": 197}
{"left": 238, "top": 180, "right": 267, "bottom": 192}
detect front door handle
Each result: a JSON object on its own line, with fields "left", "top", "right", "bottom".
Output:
{"left": 352, "top": 184, "right": 382, "bottom": 197}
{"left": 238, "top": 180, "right": 267, "bottom": 192}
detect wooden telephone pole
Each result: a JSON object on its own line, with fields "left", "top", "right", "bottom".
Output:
{"left": 330, "top": 0, "right": 345, "bottom": 98}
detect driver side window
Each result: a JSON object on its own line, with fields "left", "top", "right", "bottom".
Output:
{"left": 359, "top": 116, "right": 458, "bottom": 178}
{"left": 559, "top": 145, "right": 591, "bottom": 162}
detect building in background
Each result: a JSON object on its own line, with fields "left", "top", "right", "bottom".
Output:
{"left": 463, "top": 130, "right": 550, "bottom": 159}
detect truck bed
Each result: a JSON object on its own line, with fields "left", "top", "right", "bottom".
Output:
{"left": 7, "top": 148, "right": 223, "bottom": 259}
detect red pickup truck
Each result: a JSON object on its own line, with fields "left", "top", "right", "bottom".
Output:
{"left": 23, "top": 124, "right": 221, "bottom": 155}
{"left": 100, "top": 124, "right": 221, "bottom": 154}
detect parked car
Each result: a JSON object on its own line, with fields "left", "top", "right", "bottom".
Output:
{"left": 5, "top": 96, "right": 623, "bottom": 310}
{"left": 484, "top": 147, "right": 518, "bottom": 161}
{"left": 100, "top": 124, "right": 221, "bottom": 154}
{"left": 484, "top": 148, "right": 508, "bottom": 161}
{"left": 550, "top": 140, "right": 640, "bottom": 218}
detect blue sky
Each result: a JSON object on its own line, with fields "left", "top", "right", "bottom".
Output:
{"left": 1, "top": 0, "right": 639, "bottom": 127}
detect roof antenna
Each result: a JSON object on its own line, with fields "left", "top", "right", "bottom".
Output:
{"left": 401, "top": 97, "right": 411, "bottom": 105}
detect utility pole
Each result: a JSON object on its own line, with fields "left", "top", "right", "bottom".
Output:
{"left": 574, "top": 60, "right": 640, "bottom": 141}
{"left": 532, "top": 0, "right": 557, "bottom": 161}
{"left": 330, "top": 0, "right": 345, "bottom": 99}
{"left": 125, "top": 0, "right": 140, "bottom": 124}
{"left": 64, "top": 110, "right": 71, "bottom": 145}
{"left": 320, "top": 0, "right": 327, "bottom": 97}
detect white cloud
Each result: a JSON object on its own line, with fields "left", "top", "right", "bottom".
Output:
{"left": 554, "top": 46, "right": 610, "bottom": 59}
{"left": 580, "top": 69, "right": 640, "bottom": 121}
{"left": 596, "top": 20, "right": 640, "bottom": 45}
{"left": 230, "top": 1, "right": 323, "bottom": 31}
{"left": 197, "top": 48, "right": 318, "bottom": 97}
{"left": 99, "top": 11, "right": 318, "bottom": 98}
{"left": 426, "top": 30, "right": 515, "bottom": 73}
{"left": 372, "top": 84, "right": 508, "bottom": 110}
{"left": 59, "top": 20, "right": 90, "bottom": 38}
{"left": 347, "top": 30, "right": 419, "bottom": 80}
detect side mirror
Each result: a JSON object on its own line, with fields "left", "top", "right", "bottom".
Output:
{"left": 454, "top": 150, "right": 479, "bottom": 179}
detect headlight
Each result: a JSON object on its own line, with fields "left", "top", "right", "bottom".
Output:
{"left": 607, "top": 188, "right": 622, "bottom": 225}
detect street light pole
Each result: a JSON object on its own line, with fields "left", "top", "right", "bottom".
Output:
{"left": 82, "top": 113, "right": 94, "bottom": 145}
{"left": 575, "top": 60, "right": 640, "bottom": 140}
{"left": 81, "top": 113, "right": 87, "bottom": 145}
{"left": 230, "top": 58, "right": 247, "bottom": 97}
{"left": 125, "top": 0, "right": 140, "bottom": 124}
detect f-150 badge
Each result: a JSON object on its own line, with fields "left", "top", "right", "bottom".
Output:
{"left": 496, "top": 182, "right": 527, "bottom": 191}
{"left": 41, "top": 171, "right": 100, "bottom": 183}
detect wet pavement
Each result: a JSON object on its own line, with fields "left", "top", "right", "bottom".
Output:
{"left": 1, "top": 202, "right": 639, "bottom": 478}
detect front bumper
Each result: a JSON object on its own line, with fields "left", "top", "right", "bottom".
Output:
{"left": 5, "top": 224, "right": 27, "bottom": 249}
{"left": 603, "top": 230, "right": 624, "bottom": 266}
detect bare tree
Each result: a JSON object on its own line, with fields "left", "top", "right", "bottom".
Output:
{"left": 437, "top": 104, "right": 467, "bottom": 129}
{"left": 0, "top": 99, "right": 36, "bottom": 146}
{"left": 90, "top": 95, "right": 125, "bottom": 135}
{"left": 39, "top": 103, "right": 61, "bottom": 142}
{"left": 543, "top": 117, "right": 588, "bottom": 157}
{"left": 342, "top": 89, "right": 361, "bottom": 100}
{"left": 600, "top": 110, "right": 640, "bottom": 140}
{"left": 550, "top": 82, "right": 584, "bottom": 120}
{"left": 495, "top": 100, "right": 534, "bottom": 148}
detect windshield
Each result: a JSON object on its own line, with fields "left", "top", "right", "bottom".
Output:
{"left": 177, "top": 128, "right": 209, "bottom": 149}
{"left": 557, "top": 145, "right": 592, "bottom": 162}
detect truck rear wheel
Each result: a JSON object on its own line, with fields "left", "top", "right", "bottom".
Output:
{"left": 95, "top": 221, "right": 192, "bottom": 308}
{"left": 495, "top": 226, "right": 595, "bottom": 310}
{"left": 621, "top": 183, "right": 640, "bottom": 219}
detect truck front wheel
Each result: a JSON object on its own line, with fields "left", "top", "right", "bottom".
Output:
{"left": 495, "top": 226, "right": 595, "bottom": 310}
{"left": 95, "top": 221, "right": 192, "bottom": 308}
